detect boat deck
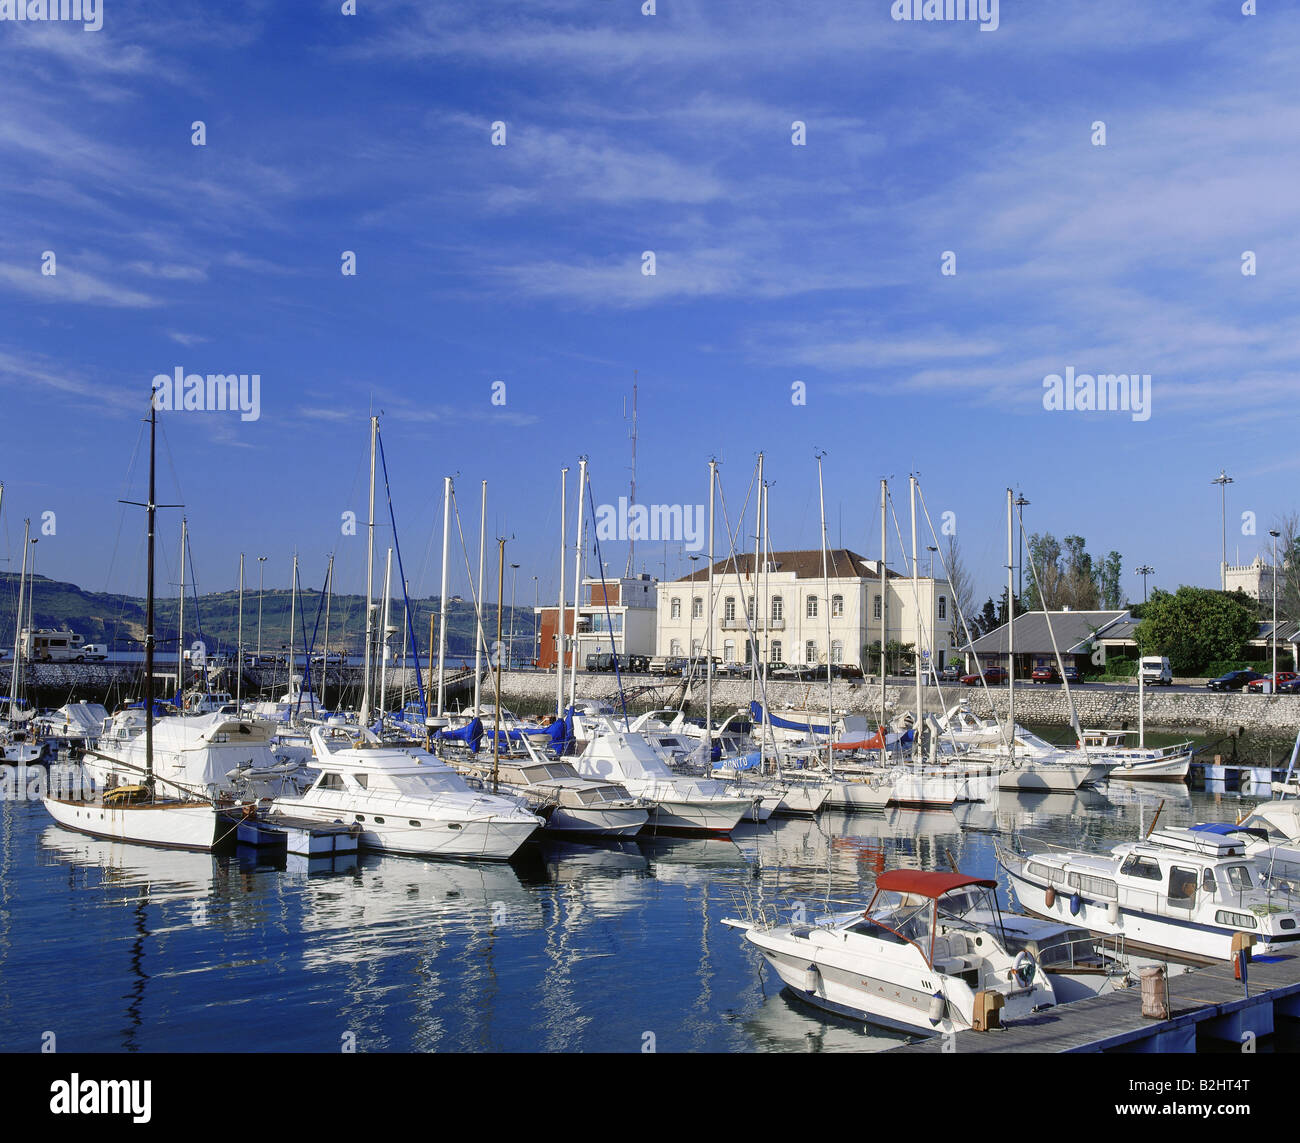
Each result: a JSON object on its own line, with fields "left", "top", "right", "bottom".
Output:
{"left": 889, "top": 953, "right": 1300, "bottom": 1052}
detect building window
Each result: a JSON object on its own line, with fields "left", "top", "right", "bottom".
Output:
{"left": 724, "top": 597, "right": 736, "bottom": 622}
{"left": 670, "top": 597, "right": 681, "bottom": 620}
{"left": 805, "top": 640, "right": 817, "bottom": 664}
{"left": 831, "top": 640, "right": 843, "bottom": 664}
{"left": 746, "top": 597, "right": 755, "bottom": 620}
{"left": 770, "top": 640, "right": 782, "bottom": 662}
{"left": 831, "top": 594, "right": 844, "bottom": 617}
{"left": 692, "top": 596, "right": 703, "bottom": 619}
{"left": 771, "top": 596, "right": 783, "bottom": 622}
{"left": 723, "top": 640, "right": 735, "bottom": 663}
{"left": 873, "top": 595, "right": 882, "bottom": 620}
{"left": 807, "top": 595, "right": 818, "bottom": 619}
{"left": 669, "top": 639, "right": 682, "bottom": 656}
{"left": 938, "top": 596, "right": 947, "bottom": 620}
{"left": 692, "top": 639, "right": 702, "bottom": 657}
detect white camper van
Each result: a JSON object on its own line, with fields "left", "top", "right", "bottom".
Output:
{"left": 1139, "top": 655, "right": 1172, "bottom": 685}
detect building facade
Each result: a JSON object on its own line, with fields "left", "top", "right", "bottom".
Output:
{"left": 534, "top": 573, "right": 658, "bottom": 669}
{"left": 654, "top": 549, "right": 956, "bottom": 672}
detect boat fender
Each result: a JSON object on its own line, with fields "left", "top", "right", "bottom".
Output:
{"left": 1044, "top": 886, "right": 1056, "bottom": 908}
{"left": 1069, "top": 892, "right": 1082, "bottom": 916}
{"left": 800, "top": 964, "right": 821, "bottom": 994}
{"left": 1012, "top": 951, "right": 1036, "bottom": 987}
{"left": 1107, "top": 901, "right": 1119, "bottom": 924}
{"left": 928, "top": 991, "right": 946, "bottom": 1026}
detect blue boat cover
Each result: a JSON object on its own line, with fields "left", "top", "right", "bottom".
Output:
{"left": 748, "top": 701, "right": 833, "bottom": 736}
{"left": 714, "top": 749, "right": 761, "bottom": 772}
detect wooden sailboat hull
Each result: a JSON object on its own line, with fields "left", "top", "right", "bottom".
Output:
{"left": 42, "top": 796, "right": 221, "bottom": 851}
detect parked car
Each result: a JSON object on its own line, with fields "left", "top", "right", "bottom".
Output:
{"left": 586, "top": 653, "right": 616, "bottom": 672}
{"left": 767, "top": 661, "right": 798, "bottom": 679}
{"left": 81, "top": 644, "right": 109, "bottom": 662}
{"left": 1030, "top": 665, "right": 1060, "bottom": 684}
{"left": 1139, "top": 656, "right": 1173, "bottom": 686}
{"left": 938, "top": 665, "right": 961, "bottom": 681}
{"left": 1247, "top": 672, "right": 1298, "bottom": 693}
{"left": 1061, "top": 664, "right": 1079, "bottom": 682}
{"left": 626, "top": 654, "right": 650, "bottom": 674}
{"left": 961, "top": 666, "right": 1008, "bottom": 686}
{"left": 1279, "top": 677, "right": 1300, "bottom": 695}
{"left": 1206, "top": 670, "right": 1264, "bottom": 692}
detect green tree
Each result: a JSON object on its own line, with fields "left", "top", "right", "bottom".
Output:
{"left": 1099, "top": 551, "right": 1123, "bottom": 609}
{"left": 1133, "top": 586, "right": 1257, "bottom": 675}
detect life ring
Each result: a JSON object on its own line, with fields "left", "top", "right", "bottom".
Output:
{"left": 1012, "top": 951, "right": 1036, "bottom": 987}
{"left": 1044, "top": 886, "right": 1056, "bottom": 908}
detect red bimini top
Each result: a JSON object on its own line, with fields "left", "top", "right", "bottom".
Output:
{"left": 873, "top": 870, "right": 998, "bottom": 899}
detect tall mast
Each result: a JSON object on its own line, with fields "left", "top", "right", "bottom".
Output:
{"left": 436, "top": 476, "right": 451, "bottom": 717}
{"left": 750, "top": 452, "right": 764, "bottom": 706}
{"left": 706, "top": 458, "right": 716, "bottom": 746}
{"left": 555, "top": 467, "right": 568, "bottom": 717}
{"left": 322, "top": 554, "right": 334, "bottom": 714}
{"left": 879, "top": 479, "right": 887, "bottom": 763}
{"left": 8, "top": 518, "right": 30, "bottom": 716}
{"left": 288, "top": 553, "right": 298, "bottom": 708}
{"left": 236, "top": 553, "right": 245, "bottom": 709}
{"left": 568, "top": 458, "right": 588, "bottom": 711}
{"left": 379, "top": 547, "right": 393, "bottom": 718}
{"left": 624, "top": 375, "right": 638, "bottom": 578}
{"left": 360, "top": 415, "right": 378, "bottom": 725}
{"left": 818, "top": 453, "right": 833, "bottom": 772}
{"left": 910, "top": 474, "right": 921, "bottom": 765}
{"left": 177, "top": 515, "right": 187, "bottom": 698}
{"left": 473, "top": 480, "right": 487, "bottom": 713}
{"left": 493, "top": 537, "right": 505, "bottom": 793}
{"left": 759, "top": 479, "right": 770, "bottom": 767}
{"left": 145, "top": 406, "right": 157, "bottom": 787}
{"left": 1007, "top": 487, "right": 1015, "bottom": 755}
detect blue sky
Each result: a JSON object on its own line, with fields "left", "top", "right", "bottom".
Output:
{"left": 0, "top": 0, "right": 1297, "bottom": 616}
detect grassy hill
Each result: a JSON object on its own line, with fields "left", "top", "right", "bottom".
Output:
{"left": 0, "top": 572, "right": 537, "bottom": 661}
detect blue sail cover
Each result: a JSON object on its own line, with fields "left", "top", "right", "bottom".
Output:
{"left": 436, "top": 717, "right": 484, "bottom": 753}
{"left": 749, "top": 701, "right": 833, "bottom": 736}
{"left": 714, "top": 749, "right": 761, "bottom": 772}
{"left": 548, "top": 711, "right": 574, "bottom": 755}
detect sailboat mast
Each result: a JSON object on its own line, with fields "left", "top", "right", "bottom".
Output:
{"left": 474, "top": 480, "right": 487, "bottom": 713}
{"left": 379, "top": 547, "right": 393, "bottom": 717}
{"left": 288, "top": 553, "right": 298, "bottom": 709}
{"left": 706, "top": 458, "right": 716, "bottom": 747}
{"left": 1007, "top": 488, "right": 1015, "bottom": 756}
{"left": 493, "top": 537, "right": 505, "bottom": 793}
{"left": 568, "top": 458, "right": 588, "bottom": 711}
{"left": 178, "top": 516, "right": 187, "bottom": 697}
{"left": 322, "top": 554, "right": 334, "bottom": 713}
{"left": 9, "top": 517, "right": 30, "bottom": 715}
{"left": 555, "top": 467, "right": 567, "bottom": 718}
{"left": 437, "top": 476, "right": 451, "bottom": 717}
{"left": 817, "top": 453, "right": 833, "bottom": 772}
{"left": 236, "top": 553, "right": 244, "bottom": 709}
{"left": 360, "top": 415, "right": 378, "bottom": 725}
{"left": 145, "top": 405, "right": 157, "bottom": 787}
{"left": 879, "top": 479, "right": 887, "bottom": 764}
{"left": 759, "top": 478, "right": 770, "bottom": 768}
{"left": 750, "top": 452, "right": 764, "bottom": 706}
{"left": 911, "top": 474, "right": 921, "bottom": 765}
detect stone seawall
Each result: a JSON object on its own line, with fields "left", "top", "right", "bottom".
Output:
{"left": 492, "top": 671, "right": 1300, "bottom": 736}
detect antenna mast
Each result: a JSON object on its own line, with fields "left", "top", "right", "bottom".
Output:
{"left": 624, "top": 373, "right": 638, "bottom": 578}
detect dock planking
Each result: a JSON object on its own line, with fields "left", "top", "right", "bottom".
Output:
{"left": 890, "top": 954, "right": 1300, "bottom": 1053}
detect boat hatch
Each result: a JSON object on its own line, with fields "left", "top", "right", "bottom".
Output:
{"left": 1148, "top": 828, "right": 1245, "bottom": 857}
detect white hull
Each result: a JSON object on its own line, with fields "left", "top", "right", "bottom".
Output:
{"left": 280, "top": 801, "right": 538, "bottom": 860}
{"left": 1106, "top": 754, "right": 1191, "bottom": 781}
{"left": 43, "top": 796, "right": 220, "bottom": 851}
{"left": 543, "top": 804, "right": 649, "bottom": 836}
{"left": 645, "top": 796, "right": 751, "bottom": 833}
{"left": 998, "top": 761, "right": 1107, "bottom": 792}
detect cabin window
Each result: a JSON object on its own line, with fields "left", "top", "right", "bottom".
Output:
{"left": 1119, "top": 855, "right": 1162, "bottom": 881}
{"left": 318, "top": 773, "right": 346, "bottom": 791}
{"left": 351, "top": 774, "right": 368, "bottom": 789}
{"left": 1216, "top": 909, "right": 1257, "bottom": 929}
{"left": 1225, "top": 865, "right": 1254, "bottom": 894}
{"left": 1027, "top": 862, "right": 1060, "bottom": 881}
{"left": 1067, "top": 871, "right": 1117, "bottom": 899}
{"left": 1202, "top": 868, "right": 1216, "bottom": 893}
{"left": 373, "top": 816, "right": 385, "bottom": 824}
{"left": 409, "top": 820, "right": 421, "bottom": 827}
{"left": 1167, "top": 866, "right": 1198, "bottom": 908}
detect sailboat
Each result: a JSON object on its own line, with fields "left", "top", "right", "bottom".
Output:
{"left": 42, "top": 401, "right": 236, "bottom": 851}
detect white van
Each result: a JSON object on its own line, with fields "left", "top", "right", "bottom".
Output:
{"left": 81, "top": 644, "right": 109, "bottom": 662}
{"left": 1139, "top": 656, "right": 1172, "bottom": 685}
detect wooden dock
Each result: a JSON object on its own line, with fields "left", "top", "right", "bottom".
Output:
{"left": 890, "top": 955, "right": 1300, "bottom": 1053}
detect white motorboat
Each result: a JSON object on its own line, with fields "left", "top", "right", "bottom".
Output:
{"left": 723, "top": 870, "right": 1057, "bottom": 1035}
{"left": 997, "top": 826, "right": 1300, "bottom": 964}
{"left": 267, "top": 724, "right": 543, "bottom": 860}
{"left": 1080, "top": 729, "right": 1192, "bottom": 781}
{"left": 573, "top": 720, "right": 755, "bottom": 834}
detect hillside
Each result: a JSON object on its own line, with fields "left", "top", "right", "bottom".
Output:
{"left": 0, "top": 572, "right": 537, "bottom": 661}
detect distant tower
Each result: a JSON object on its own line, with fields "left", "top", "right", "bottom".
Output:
{"left": 624, "top": 374, "right": 638, "bottom": 578}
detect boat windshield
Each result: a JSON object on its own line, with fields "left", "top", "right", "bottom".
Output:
{"left": 861, "top": 891, "right": 936, "bottom": 955}
{"left": 386, "top": 771, "right": 469, "bottom": 798}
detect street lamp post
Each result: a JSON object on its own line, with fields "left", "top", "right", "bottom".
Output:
{"left": 1271, "top": 529, "right": 1280, "bottom": 688}
{"left": 257, "top": 556, "right": 267, "bottom": 660}
{"left": 1212, "top": 469, "right": 1233, "bottom": 591}
{"left": 1136, "top": 564, "right": 1154, "bottom": 604}
{"left": 1014, "top": 493, "right": 1029, "bottom": 609}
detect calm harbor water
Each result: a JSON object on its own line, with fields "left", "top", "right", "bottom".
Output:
{"left": 0, "top": 768, "right": 1271, "bottom": 1054}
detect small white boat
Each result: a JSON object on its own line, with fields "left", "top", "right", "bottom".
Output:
{"left": 43, "top": 786, "right": 223, "bottom": 851}
{"left": 998, "top": 827, "right": 1300, "bottom": 964}
{"left": 1080, "top": 729, "right": 1192, "bottom": 781}
{"left": 723, "top": 870, "right": 1057, "bottom": 1036}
